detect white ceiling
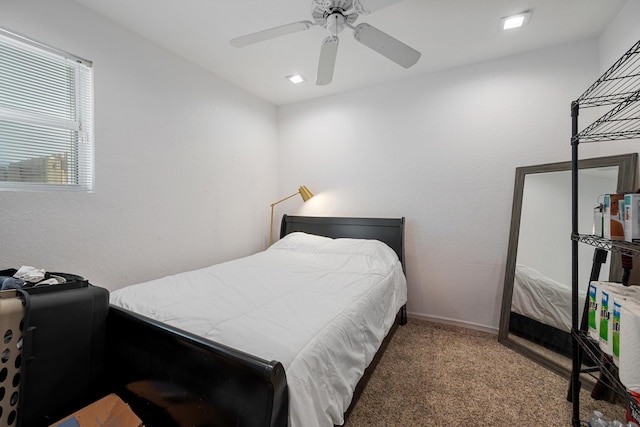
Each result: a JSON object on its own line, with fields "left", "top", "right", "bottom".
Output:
{"left": 72, "top": 0, "right": 627, "bottom": 106}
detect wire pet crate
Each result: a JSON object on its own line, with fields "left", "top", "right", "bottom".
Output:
{"left": 0, "top": 291, "right": 24, "bottom": 427}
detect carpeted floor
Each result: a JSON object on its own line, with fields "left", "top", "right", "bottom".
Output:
{"left": 344, "top": 318, "right": 626, "bottom": 426}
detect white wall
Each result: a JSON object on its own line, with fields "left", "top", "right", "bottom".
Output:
{"left": 0, "top": 0, "right": 279, "bottom": 290}
{"left": 598, "top": 0, "right": 640, "bottom": 73}
{"left": 0, "top": 0, "right": 637, "bottom": 332}
{"left": 277, "top": 26, "right": 640, "bottom": 331}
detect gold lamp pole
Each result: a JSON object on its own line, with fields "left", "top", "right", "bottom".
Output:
{"left": 269, "top": 185, "right": 314, "bottom": 245}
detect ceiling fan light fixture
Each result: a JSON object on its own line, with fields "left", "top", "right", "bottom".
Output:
{"left": 500, "top": 10, "right": 531, "bottom": 31}
{"left": 286, "top": 74, "right": 307, "bottom": 84}
{"left": 326, "top": 12, "right": 346, "bottom": 36}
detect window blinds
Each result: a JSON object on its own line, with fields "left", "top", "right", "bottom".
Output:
{"left": 0, "top": 28, "right": 93, "bottom": 191}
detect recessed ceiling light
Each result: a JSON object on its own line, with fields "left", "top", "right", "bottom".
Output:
{"left": 500, "top": 10, "right": 531, "bottom": 31}
{"left": 286, "top": 74, "right": 307, "bottom": 84}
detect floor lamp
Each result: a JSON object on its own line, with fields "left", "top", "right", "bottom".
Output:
{"left": 269, "top": 185, "right": 314, "bottom": 246}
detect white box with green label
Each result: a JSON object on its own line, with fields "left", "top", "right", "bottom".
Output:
{"left": 625, "top": 193, "right": 640, "bottom": 242}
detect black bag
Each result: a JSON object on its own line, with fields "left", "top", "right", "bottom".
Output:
{"left": 0, "top": 268, "right": 88, "bottom": 294}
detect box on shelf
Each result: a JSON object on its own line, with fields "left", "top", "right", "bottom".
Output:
{"left": 49, "top": 394, "right": 143, "bottom": 427}
{"left": 594, "top": 203, "right": 604, "bottom": 237}
{"left": 604, "top": 194, "right": 625, "bottom": 240}
{"left": 625, "top": 193, "right": 640, "bottom": 242}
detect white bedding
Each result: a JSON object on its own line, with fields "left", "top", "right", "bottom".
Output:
{"left": 110, "top": 232, "right": 407, "bottom": 427}
{"left": 511, "top": 264, "right": 585, "bottom": 332}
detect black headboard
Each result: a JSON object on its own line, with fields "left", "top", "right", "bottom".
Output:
{"left": 280, "top": 215, "right": 405, "bottom": 269}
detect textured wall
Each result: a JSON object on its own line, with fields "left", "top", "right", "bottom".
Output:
{"left": 1, "top": 0, "right": 638, "bottom": 333}
{"left": 277, "top": 34, "right": 640, "bottom": 331}
{"left": 0, "top": 0, "right": 279, "bottom": 290}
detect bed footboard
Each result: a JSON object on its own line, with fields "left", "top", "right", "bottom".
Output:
{"left": 104, "top": 305, "right": 288, "bottom": 427}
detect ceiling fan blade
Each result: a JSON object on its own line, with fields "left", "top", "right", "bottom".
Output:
{"left": 230, "top": 21, "right": 315, "bottom": 48}
{"left": 353, "top": 0, "right": 403, "bottom": 15}
{"left": 353, "top": 23, "right": 420, "bottom": 68}
{"left": 316, "top": 36, "right": 339, "bottom": 86}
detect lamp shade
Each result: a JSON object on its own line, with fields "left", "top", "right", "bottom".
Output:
{"left": 269, "top": 185, "right": 315, "bottom": 246}
{"left": 299, "top": 185, "right": 313, "bottom": 202}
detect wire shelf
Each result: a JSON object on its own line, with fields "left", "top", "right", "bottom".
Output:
{"left": 572, "top": 40, "right": 640, "bottom": 144}
{"left": 574, "top": 91, "right": 640, "bottom": 143}
{"left": 577, "top": 40, "right": 640, "bottom": 108}
{"left": 572, "top": 233, "right": 640, "bottom": 257}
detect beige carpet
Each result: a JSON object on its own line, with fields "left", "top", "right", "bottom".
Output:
{"left": 344, "top": 318, "right": 627, "bottom": 426}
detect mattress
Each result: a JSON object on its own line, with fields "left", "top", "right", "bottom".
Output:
{"left": 110, "top": 232, "right": 408, "bottom": 427}
{"left": 511, "top": 263, "right": 585, "bottom": 332}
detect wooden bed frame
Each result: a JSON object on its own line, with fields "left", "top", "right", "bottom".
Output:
{"left": 101, "top": 215, "right": 407, "bottom": 427}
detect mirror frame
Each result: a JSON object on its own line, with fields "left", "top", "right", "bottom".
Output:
{"left": 498, "top": 153, "right": 638, "bottom": 378}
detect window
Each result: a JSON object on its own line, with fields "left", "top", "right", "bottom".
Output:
{"left": 0, "top": 27, "right": 93, "bottom": 192}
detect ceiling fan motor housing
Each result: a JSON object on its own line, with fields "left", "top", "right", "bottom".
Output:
{"left": 312, "top": 0, "right": 359, "bottom": 27}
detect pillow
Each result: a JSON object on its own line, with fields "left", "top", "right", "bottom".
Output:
{"left": 270, "top": 231, "right": 332, "bottom": 251}
{"left": 270, "top": 232, "right": 399, "bottom": 267}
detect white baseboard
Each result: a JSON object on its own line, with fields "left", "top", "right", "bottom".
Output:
{"left": 407, "top": 311, "right": 498, "bottom": 335}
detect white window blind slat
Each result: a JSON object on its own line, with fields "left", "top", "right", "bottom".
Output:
{"left": 0, "top": 61, "right": 76, "bottom": 119}
{"left": 0, "top": 27, "right": 94, "bottom": 192}
{"left": 0, "top": 107, "right": 80, "bottom": 131}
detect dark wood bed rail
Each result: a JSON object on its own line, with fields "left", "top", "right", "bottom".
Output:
{"left": 104, "top": 305, "right": 288, "bottom": 427}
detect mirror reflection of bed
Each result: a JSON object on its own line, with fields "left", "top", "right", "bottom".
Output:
{"left": 498, "top": 153, "right": 638, "bottom": 377}
{"left": 511, "top": 264, "right": 584, "bottom": 358}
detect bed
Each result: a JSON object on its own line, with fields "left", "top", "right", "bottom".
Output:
{"left": 509, "top": 264, "right": 586, "bottom": 357}
{"left": 105, "top": 215, "right": 408, "bottom": 427}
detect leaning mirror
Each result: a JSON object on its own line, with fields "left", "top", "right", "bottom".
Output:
{"left": 498, "top": 153, "right": 638, "bottom": 377}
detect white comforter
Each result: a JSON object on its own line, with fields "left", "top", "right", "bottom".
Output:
{"left": 512, "top": 264, "right": 585, "bottom": 332}
{"left": 110, "top": 232, "right": 408, "bottom": 427}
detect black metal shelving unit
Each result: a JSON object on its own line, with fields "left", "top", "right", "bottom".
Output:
{"left": 571, "top": 39, "right": 640, "bottom": 427}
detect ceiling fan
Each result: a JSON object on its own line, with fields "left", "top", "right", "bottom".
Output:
{"left": 230, "top": 0, "right": 421, "bottom": 86}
